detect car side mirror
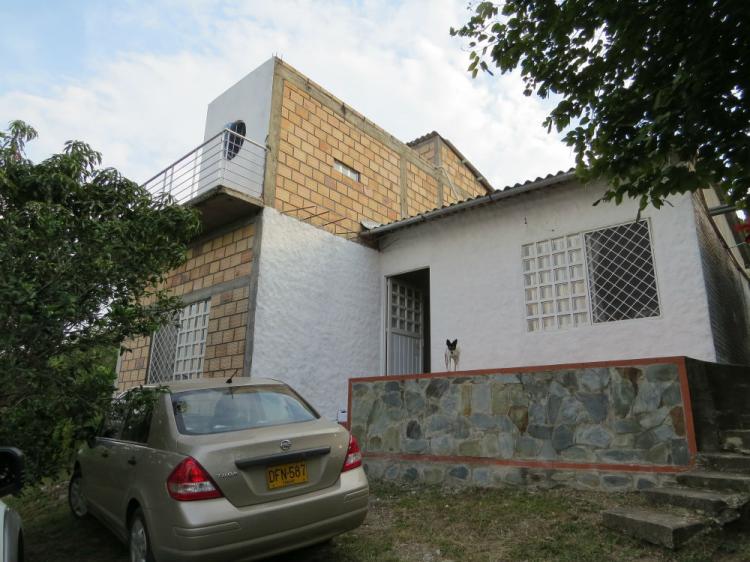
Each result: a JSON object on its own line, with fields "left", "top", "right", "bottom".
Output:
{"left": 75, "top": 426, "right": 97, "bottom": 448}
{"left": 0, "top": 447, "right": 25, "bottom": 498}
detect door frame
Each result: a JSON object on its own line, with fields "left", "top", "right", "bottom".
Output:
{"left": 382, "top": 266, "right": 430, "bottom": 376}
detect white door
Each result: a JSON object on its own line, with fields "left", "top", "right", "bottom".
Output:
{"left": 386, "top": 278, "right": 424, "bottom": 375}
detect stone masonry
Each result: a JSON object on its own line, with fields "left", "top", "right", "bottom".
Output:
{"left": 350, "top": 361, "right": 692, "bottom": 491}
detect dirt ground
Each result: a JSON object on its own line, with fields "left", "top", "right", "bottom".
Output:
{"left": 10, "top": 481, "right": 750, "bottom": 561}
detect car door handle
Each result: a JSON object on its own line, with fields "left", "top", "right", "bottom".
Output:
{"left": 127, "top": 456, "right": 137, "bottom": 466}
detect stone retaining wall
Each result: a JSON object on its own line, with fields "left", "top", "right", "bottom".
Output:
{"left": 349, "top": 358, "right": 696, "bottom": 491}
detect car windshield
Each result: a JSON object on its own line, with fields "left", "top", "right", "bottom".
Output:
{"left": 171, "top": 384, "right": 318, "bottom": 435}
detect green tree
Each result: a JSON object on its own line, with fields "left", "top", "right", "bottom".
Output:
{"left": 452, "top": 1, "right": 750, "bottom": 210}
{"left": 0, "top": 121, "right": 200, "bottom": 479}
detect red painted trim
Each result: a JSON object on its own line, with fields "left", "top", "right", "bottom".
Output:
{"left": 348, "top": 355, "right": 687, "bottom": 385}
{"left": 677, "top": 357, "right": 699, "bottom": 460}
{"left": 364, "top": 452, "right": 692, "bottom": 474}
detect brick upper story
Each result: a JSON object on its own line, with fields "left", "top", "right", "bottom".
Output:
{"left": 266, "top": 60, "right": 492, "bottom": 239}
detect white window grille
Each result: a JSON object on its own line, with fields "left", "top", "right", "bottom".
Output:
{"left": 333, "top": 160, "right": 360, "bottom": 182}
{"left": 584, "top": 220, "right": 660, "bottom": 323}
{"left": 523, "top": 234, "right": 589, "bottom": 332}
{"left": 148, "top": 299, "right": 211, "bottom": 383}
{"left": 522, "top": 220, "right": 659, "bottom": 332}
{"left": 148, "top": 318, "right": 178, "bottom": 383}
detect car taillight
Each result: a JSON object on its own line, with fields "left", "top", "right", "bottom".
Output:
{"left": 342, "top": 434, "right": 362, "bottom": 472}
{"left": 167, "top": 457, "right": 223, "bottom": 501}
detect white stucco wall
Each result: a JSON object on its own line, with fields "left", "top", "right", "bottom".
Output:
{"left": 203, "top": 57, "right": 275, "bottom": 145}
{"left": 251, "top": 209, "right": 382, "bottom": 419}
{"left": 380, "top": 180, "right": 716, "bottom": 371}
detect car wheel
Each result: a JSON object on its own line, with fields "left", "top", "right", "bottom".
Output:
{"left": 129, "top": 508, "right": 155, "bottom": 562}
{"left": 68, "top": 472, "right": 89, "bottom": 519}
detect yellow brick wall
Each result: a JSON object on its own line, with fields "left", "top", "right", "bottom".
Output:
{"left": 166, "top": 223, "right": 254, "bottom": 296}
{"left": 406, "top": 161, "right": 439, "bottom": 217}
{"left": 440, "top": 143, "right": 487, "bottom": 201}
{"left": 413, "top": 141, "right": 435, "bottom": 165}
{"left": 204, "top": 285, "right": 249, "bottom": 379}
{"left": 117, "top": 222, "right": 254, "bottom": 390}
{"left": 275, "top": 81, "right": 402, "bottom": 236}
{"left": 118, "top": 335, "right": 151, "bottom": 390}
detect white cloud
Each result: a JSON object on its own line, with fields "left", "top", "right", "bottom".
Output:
{"left": 0, "top": 0, "right": 573, "bottom": 187}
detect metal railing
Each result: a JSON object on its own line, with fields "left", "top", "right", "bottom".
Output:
{"left": 141, "top": 128, "right": 267, "bottom": 205}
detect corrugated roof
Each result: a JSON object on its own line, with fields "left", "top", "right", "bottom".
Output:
{"left": 407, "top": 131, "right": 494, "bottom": 194}
{"left": 361, "top": 168, "right": 576, "bottom": 238}
{"left": 406, "top": 131, "right": 440, "bottom": 147}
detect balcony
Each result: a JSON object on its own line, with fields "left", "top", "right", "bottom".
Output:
{"left": 142, "top": 128, "right": 267, "bottom": 230}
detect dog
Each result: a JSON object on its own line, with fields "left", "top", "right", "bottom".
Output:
{"left": 444, "top": 339, "right": 460, "bottom": 371}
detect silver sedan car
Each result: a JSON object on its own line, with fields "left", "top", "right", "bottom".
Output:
{"left": 69, "top": 378, "right": 368, "bottom": 561}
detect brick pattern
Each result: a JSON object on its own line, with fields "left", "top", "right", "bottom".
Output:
{"left": 275, "top": 81, "right": 402, "bottom": 236}
{"left": 167, "top": 224, "right": 254, "bottom": 296}
{"left": 440, "top": 143, "right": 487, "bottom": 202}
{"left": 406, "top": 161, "right": 439, "bottom": 217}
{"left": 117, "top": 223, "right": 255, "bottom": 390}
{"left": 118, "top": 335, "right": 151, "bottom": 391}
{"left": 204, "top": 286, "right": 249, "bottom": 379}
{"left": 413, "top": 141, "right": 435, "bottom": 164}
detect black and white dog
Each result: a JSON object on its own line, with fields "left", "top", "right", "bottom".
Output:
{"left": 444, "top": 339, "right": 460, "bottom": 371}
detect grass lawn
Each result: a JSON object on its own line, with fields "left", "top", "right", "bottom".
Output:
{"left": 9, "top": 480, "right": 750, "bottom": 561}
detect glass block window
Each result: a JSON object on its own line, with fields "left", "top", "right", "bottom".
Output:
{"left": 522, "top": 220, "right": 660, "bottom": 332}
{"left": 389, "top": 280, "right": 422, "bottom": 336}
{"left": 523, "top": 234, "right": 589, "bottom": 332}
{"left": 148, "top": 299, "right": 210, "bottom": 383}
{"left": 333, "top": 160, "right": 361, "bottom": 182}
{"left": 584, "top": 220, "right": 660, "bottom": 323}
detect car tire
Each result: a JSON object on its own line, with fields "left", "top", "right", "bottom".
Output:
{"left": 68, "top": 472, "right": 89, "bottom": 519}
{"left": 129, "top": 508, "right": 155, "bottom": 562}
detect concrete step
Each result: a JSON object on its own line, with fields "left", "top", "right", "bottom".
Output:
{"left": 677, "top": 470, "right": 750, "bottom": 493}
{"left": 602, "top": 507, "right": 708, "bottom": 549}
{"left": 722, "top": 430, "right": 750, "bottom": 452}
{"left": 642, "top": 487, "right": 745, "bottom": 521}
{"left": 700, "top": 452, "right": 750, "bottom": 474}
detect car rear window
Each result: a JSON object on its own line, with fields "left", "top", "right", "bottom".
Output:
{"left": 170, "top": 385, "right": 319, "bottom": 435}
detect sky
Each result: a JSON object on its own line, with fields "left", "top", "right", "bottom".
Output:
{"left": 0, "top": 0, "right": 574, "bottom": 189}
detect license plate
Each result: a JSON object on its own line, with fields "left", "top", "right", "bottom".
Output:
{"left": 266, "top": 461, "right": 308, "bottom": 490}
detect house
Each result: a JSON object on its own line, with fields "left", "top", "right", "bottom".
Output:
{"left": 116, "top": 57, "right": 750, "bottom": 426}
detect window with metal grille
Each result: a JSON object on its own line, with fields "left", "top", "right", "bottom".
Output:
{"left": 223, "top": 120, "right": 246, "bottom": 161}
{"left": 584, "top": 220, "right": 659, "bottom": 323}
{"left": 148, "top": 299, "right": 210, "bottom": 383}
{"left": 523, "top": 234, "right": 589, "bottom": 332}
{"left": 522, "top": 220, "right": 660, "bottom": 332}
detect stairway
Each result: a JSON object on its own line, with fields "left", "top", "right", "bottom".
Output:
{"left": 602, "top": 430, "right": 750, "bottom": 548}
